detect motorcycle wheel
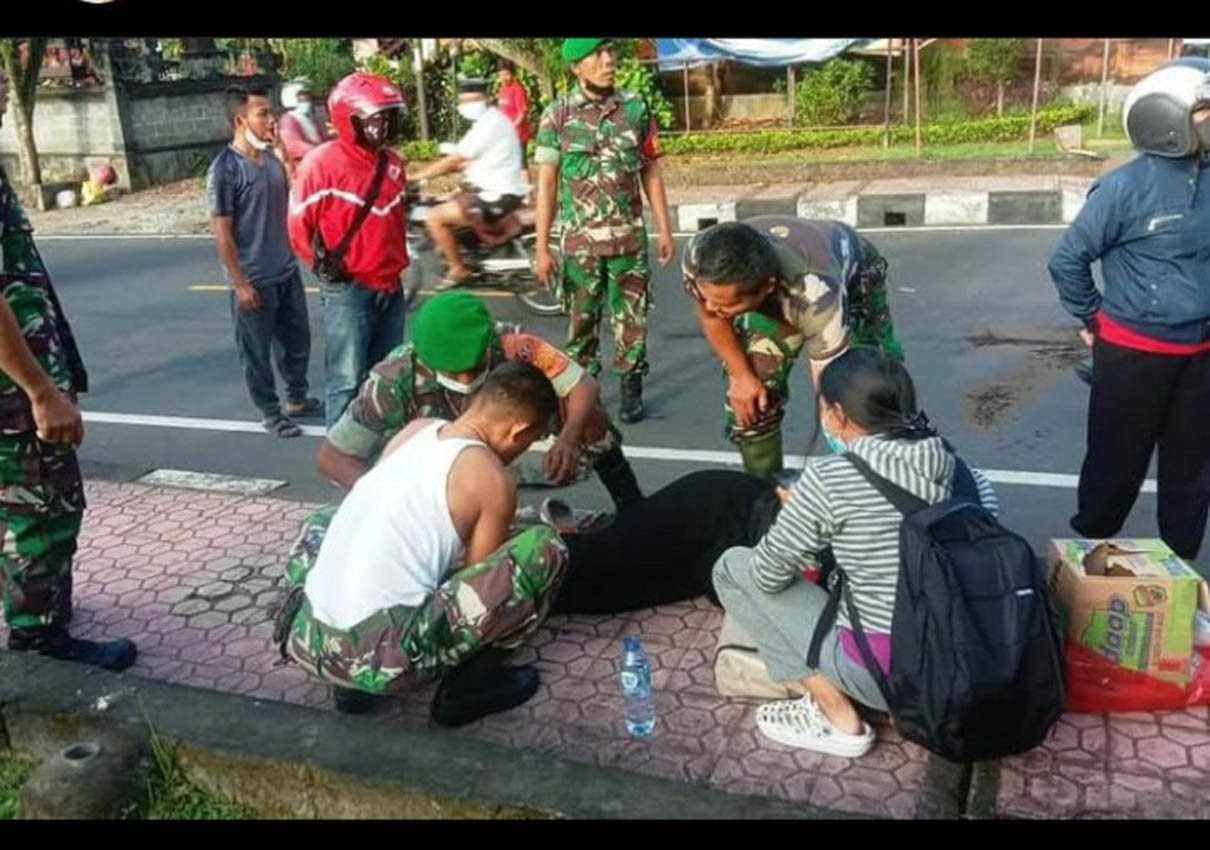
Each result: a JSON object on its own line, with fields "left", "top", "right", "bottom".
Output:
{"left": 513, "top": 233, "right": 565, "bottom": 317}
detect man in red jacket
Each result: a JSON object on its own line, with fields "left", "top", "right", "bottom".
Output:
{"left": 288, "top": 71, "right": 411, "bottom": 429}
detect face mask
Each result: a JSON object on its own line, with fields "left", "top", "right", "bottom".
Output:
{"left": 294, "top": 100, "right": 313, "bottom": 117}
{"left": 244, "top": 126, "right": 272, "bottom": 151}
{"left": 360, "top": 115, "right": 389, "bottom": 147}
{"left": 583, "top": 80, "right": 615, "bottom": 99}
{"left": 457, "top": 101, "right": 488, "bottom": 121}
{"left": 436, "top": 370, "right": 487, "bottom": 395}
{"left": 822, "top": 425, "right": 847, "bottom": 455}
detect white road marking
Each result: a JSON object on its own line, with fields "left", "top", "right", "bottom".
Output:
{"left": 81, "top": 410, "right": 1149, "bottom": 492}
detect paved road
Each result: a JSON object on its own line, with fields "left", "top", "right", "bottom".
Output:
{"left": 37, "top": 228, "right": 1175, "bottom": 558}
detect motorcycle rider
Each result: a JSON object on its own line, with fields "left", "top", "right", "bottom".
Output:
{"left": 411, "top": 76, "right": 529, "bottom": 291}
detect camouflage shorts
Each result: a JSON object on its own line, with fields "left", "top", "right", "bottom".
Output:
{"left": 281, "top": 507, "right": 568, "bottom": 694}
{"left": 0, "top": 430, "right": 84, "bottom": 628}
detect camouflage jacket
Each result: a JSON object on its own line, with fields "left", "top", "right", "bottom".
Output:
{"left": 326, "top": 330, "right": 584, "bottom": 464}
{"left": 534, "top": 88, "right": 661, "bottom": 258}
{"left": 0, "top": 166, "right": 88, "bottom": 434}
{"left": 683, "top": 216, "right": 884, "bottom": 361}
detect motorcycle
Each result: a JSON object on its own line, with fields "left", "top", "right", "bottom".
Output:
{"left": 403, "top": 172, "right": 564, "bottom": 317}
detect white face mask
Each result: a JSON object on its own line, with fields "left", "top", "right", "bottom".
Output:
{"left": 244, "top": 126, "right": 272, "bottom": 151}
{"left": 294, "top": 100, "right": 313, "bottom": 117}
{"left": 436, "top": 370, "right": 488, "bottom": 395}
{"left": 457, "top": 101, "right": 488, "bottom": 122}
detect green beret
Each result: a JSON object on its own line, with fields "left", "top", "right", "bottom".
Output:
{"left": 412, "top": 291, "right": 494, "bottom": 372}
{"left": 562, "top": 38, "right": 608, "bottom": 64}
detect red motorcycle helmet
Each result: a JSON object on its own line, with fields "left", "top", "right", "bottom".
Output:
{"left": 327, "top": 71, "right": 407, "bottom": 148}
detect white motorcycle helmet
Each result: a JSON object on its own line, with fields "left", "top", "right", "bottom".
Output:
{"left": 280, "top": 77, "right": 313, "bottom": 110}
{"left": 1122, "top": 57, "right": 1210, "bottom": 157}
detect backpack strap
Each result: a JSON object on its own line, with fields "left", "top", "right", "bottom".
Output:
{"left": 843, "top": 452, "right": 929, "bottom": 516}
{"left": 951, "top": 458, "right": 980, "bottom": 504}
{"left": 329, "top": 150, "right": 390, "bottom": 265}
{"left": 837, "top": 568, "right": 896, "bottom": 708}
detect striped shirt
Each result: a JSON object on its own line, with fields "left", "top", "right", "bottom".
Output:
{"left": 751, "top": 434, "right": 999, "bottom": 635}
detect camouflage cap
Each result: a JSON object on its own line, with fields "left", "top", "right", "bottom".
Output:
{"left": 562, "top": 38, "right": 609, "bottom": 64}
{"left": 412, "top": 291, "right": 495, "bottom": 372}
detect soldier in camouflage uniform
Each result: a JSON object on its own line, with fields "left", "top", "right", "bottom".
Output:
{"left": 533, "top": 38, "right": 676, "bottom": 424}
{"left": 316, "top": 291, "right": 643, "bottom": 509}
{"left": 0, "top": 67, "right": 136, "bottom": 670}
{"left": 277, "top": 361, "right": 568, "bottom": 724}
{"left": 682, "top": 216, "right": 905, "bottom": 480}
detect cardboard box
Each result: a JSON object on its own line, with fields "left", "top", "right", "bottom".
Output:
{"left": 1047, "top": 539, "right": 1210, "bottom": 686}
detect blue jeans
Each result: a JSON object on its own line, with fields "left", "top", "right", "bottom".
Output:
{"left": 229, "top": 270, "right": 312, "bottom": 419}
{"left": 320, "top": 280, "right": 406, "bottom": 429}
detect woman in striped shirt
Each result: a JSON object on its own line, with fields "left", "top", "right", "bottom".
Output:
{"left": 713, "top": 347, "right": 998, "bottom": 757}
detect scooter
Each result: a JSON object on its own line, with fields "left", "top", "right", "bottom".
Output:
{"left": 403, "top": 164, "right": 563, "bottom": 316}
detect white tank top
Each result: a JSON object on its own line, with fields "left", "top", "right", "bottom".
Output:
{"left": 304, "top": 420, "right": 486, "bottom": 629}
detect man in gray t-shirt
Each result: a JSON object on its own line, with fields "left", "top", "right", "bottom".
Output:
{"left": 206, "top": 85, "right": 320, "bottom": 437}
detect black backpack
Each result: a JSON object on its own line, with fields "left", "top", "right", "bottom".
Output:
{"left": 806, "top": 453, "right": 1065, "bottom": 763}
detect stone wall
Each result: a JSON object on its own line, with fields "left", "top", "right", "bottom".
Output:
{"left": 0, "top": 71, "right": 280, "bottom": 193}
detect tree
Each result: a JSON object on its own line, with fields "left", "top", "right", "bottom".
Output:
{"left": 967, "top": 38, "right": 1026, "bottom": 117}
{"left": 465, "top": 38, "right": 563, "bottom": 100}
{"left": 0, "top": 38, "right": 49, "bottom": 202}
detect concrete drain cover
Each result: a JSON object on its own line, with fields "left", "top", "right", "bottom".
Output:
{"left": 137, "top": 468, "right": 286, "bottom": 496}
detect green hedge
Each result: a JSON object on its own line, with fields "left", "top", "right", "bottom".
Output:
{"left": 400, "top": 140, "right": 440, "bottom": 161}
{"left": 660, "top": 105, "right": 1095, "bottom": 156}
{"left": 399, "top": 105, "right": 1094, "bottom": 161}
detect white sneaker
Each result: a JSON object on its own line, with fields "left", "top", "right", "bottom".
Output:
{"left": 754, "top": 694, "right": 875, "bottom": 758}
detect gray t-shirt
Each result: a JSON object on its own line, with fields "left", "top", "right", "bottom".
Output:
{"left": 205, "top": 145, "right": 297, "bottom": 286}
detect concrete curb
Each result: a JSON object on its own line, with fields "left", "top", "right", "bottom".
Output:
{"left": 650, "top": 176, "right": 1093, "bottom": 233}
{"left": 0, "top": 651, "right": 865, "bottom": 820}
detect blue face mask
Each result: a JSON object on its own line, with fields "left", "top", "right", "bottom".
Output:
{"left": 822, "top": 427, "right": 847, "bottom": 455}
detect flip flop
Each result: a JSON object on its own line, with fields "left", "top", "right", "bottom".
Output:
{"left": 262, "top": 413, "right": 302, "bottom": 438}
{"left": 436, "top": 271, "right": 476, "bottom": 291}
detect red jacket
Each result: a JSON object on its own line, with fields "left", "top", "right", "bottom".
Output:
{"left": 288, "top": 139, "right": 409, "bottom": 292}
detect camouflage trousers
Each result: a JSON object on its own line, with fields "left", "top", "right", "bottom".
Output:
{"left": 562, "top": 247, "right": 651, "bottom": 379}
{"left": 724, "top": 259, "right": 905, "bottom": 442}
{"left": 281, "top": 506, "right": 568, "bottom": 694}
{"left": 0, "top": 430, "right": 84, "bottom": 628}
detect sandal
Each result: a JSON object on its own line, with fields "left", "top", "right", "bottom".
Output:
{"left": 754, "top": 694, "right": 875, "bottom": 758}
{"left": 435, "top": 270, "right": 476, "bottom": 291}
{"left": 285, "top": 397, "right": 324, "bottom": 419}
{"left": 262, "top": 413, "right": 302, "bottom": 439}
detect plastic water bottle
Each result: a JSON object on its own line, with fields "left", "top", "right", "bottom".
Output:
{"left": 620, "top": 635, "right": 656, "bottom": 737}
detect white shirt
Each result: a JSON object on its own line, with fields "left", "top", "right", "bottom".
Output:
{"left": 456, "top": 106, "right": 528, "bottom": 201}
{"left": 304, "top": 421, "right": 484, "bottom": 629}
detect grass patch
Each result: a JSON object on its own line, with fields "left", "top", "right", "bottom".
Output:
{"left": 0, "top": 728, "right": 255, "bottom": 820}
{"left": 0, "top": 752, "right": 36, "bottom": 820}
{"left": 132, "top": 725, "right": 256, "bottom": 820}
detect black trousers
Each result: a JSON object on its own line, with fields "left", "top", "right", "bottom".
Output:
{"left": 551, "top": 470, "right": 779, "bottom": 616}
{"left": 1073, "top": 339, "right": 1210, "bottom": 564}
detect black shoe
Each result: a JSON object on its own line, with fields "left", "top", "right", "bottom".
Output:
{"left": 430, "top": 650, "right": 540, "bottom": 728}
{"left": 332, "top": 686, "right": 380, "bottom": 715}
{"left": 592, "top": 445, "right": 643, "bottom": 511}
{"left": 618, "top": 374, "right": 644, "bottom": 424}
{"left": 8, "top": 625, "right": 137, "bottom": 672}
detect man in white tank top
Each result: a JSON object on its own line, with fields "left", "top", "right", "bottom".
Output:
{"left": 277, "top": 360, "right": 570, "bottom": 727}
